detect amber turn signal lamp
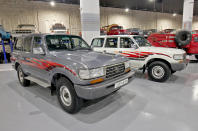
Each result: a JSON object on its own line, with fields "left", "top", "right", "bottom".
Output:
{"left": 90, "top": 78, "right": 104, "bottom": 84}
{"left": 125, "top": 68, "right": 131, "bottom": 73}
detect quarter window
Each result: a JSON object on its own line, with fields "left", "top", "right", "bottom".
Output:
{"left": 91, "top": 38, "right": 104, "bottom": 47}
{"left": 120, "top": 37, "right": 134, "bottom": 48}
{"left": 105, "top": 38, "right": 118, "bottom": 48}
{"left": 24, "top": 37, "right": 32, "bottom": 52}
{"left": 14, "top": 38, "right": 23, "bottom": 51}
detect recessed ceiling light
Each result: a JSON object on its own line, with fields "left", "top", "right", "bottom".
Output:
{"left": 125, "top": 8, "right": 129, "bottom": 12}
{"left": 50, "top": 1, "right": 55, "bottom": 6}
{"left": 149, "top": 0, "right": 155, "bottom": 2}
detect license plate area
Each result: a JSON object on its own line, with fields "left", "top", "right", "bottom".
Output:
{"left": 115, "top": 79, "right": 128, "bottom": 89}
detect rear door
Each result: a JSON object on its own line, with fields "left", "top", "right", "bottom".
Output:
{"left": 20, "top": 36, "right": 33, "bottom": 74}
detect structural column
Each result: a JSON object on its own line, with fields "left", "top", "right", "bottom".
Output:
{"left": 80, "top": 0, "right": 100, "bottom": 44}
{"left": 182, "top": 0, "right": 194, "bottom": 31}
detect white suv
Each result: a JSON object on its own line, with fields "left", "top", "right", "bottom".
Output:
{"left": 91, "top": 35, "right": 189, "bottom": 82}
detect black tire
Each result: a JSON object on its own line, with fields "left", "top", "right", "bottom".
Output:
{"left": 148, "top": 61, "right": 171, "bottom": 82}
{"left": 171, "top": 70, "right": 176, "bottom": 74}
{"left": 56, "top": 77, "right": 83, "bottom": 114}
{"left": 17, "top": 65, "right": 30, "bottom": 87}
{"left": 195, "top": 55, "right": 198, "bottom": 60}
{"left": 175, "top": 30, "right": 192, "bottom": 47}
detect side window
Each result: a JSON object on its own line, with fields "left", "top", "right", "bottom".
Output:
{"left": 24, "top": 37, "right": 32, "bottom": 52}
{"left": 105, "top": 38, "right": 118, "bottom": 48}
{"left": 32, "top": 36, "right": 44, "bottom": 54}
{"left": 14, "top": 38, "right": 23, "bottom": 51}
{"left": 33, "top": 36, "right": 42, "bottom": 48}
{"left": 120, "top": 37, "right": 134, "bottom": 48}
{"left": 91, "top": 38, "right": 104, "bottom": 47}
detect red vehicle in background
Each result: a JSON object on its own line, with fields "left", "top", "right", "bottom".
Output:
{"left": 148, "top": 29, "right": 198, "bottom": 59}
{"left": 100, "top": 24, "right": 129, "bottom": 35}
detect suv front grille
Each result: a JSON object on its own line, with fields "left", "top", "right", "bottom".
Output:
{"left": 106, "top": 63, "right": 125, "bottom": 78}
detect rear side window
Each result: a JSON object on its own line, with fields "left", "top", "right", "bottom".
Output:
{"left": 24, "top": 37, "right": 32, "bottom": 52}
{"left": 105, "top": 38, "right": 118, "bottom": 48}
{"left": 33, "top": 36, "right": 42, "bottom": 48}
{"left": 14, "top": 38, "right": 23, "bottom": 51}
{"left": 91, "top": 38, "right": 104, "bottom": 47}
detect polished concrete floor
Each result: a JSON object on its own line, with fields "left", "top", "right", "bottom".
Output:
{"left": 1, "top": 57, "right": 198, "bottom": 131}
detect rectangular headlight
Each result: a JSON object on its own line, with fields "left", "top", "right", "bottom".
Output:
{"left": 79, "top": 69, "right": 90, "bottom": 79}
{"left": 79, "top": 67, "right": 105, "bottom": 80}
{"left": 90, "top": 67, "right": 105, "bottom": 78}
{"left": 173, "top": 54, "right": 184, "bottom": 60}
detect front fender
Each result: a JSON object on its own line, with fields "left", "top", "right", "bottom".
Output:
{"left": 144, "top": 54, "right": 173, "bottom": 66}
{"left": 49, "top": 67, "right": 79, "bottom": 85}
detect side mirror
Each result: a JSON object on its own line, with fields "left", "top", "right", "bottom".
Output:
{"left": 131, "top": 44, "right": 138, "bottom": 49}
{"left": 33, "top": 47, "right": 45, "bottom": 55}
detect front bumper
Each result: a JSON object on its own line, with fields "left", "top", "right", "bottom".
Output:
{"left": 171, "top": 59, "right": 189, "bottom": 71}
{"left": 74, "top": 71, "right": 135, "bottom": 100}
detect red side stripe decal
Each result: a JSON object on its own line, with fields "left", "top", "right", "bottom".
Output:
{"left": 119, "top": 51, "right": 171, "bottom": 58}
{"left": 21, "top": 58, "right": 77, "bottom": 76}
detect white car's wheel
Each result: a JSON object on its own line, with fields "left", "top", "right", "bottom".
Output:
{"left": 148, "top": 61, "right": 171, "bottom": 82}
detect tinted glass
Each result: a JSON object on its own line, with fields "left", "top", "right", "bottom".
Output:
{"left": 46, "top": 35, "right": 90, "bottom": 51}
{"left": 120, "top": 37, "right": 134, "bottom": 48}
{"left": 105, "top": 38, "right": 118, "bottom": 48}
{"left": 133, "top": 36, "right": 151, "bottom": 47}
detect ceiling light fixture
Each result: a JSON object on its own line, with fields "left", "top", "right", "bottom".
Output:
{"left": 173, "top": 13, "right": 177, "bottom": 16}
{"left": 149, "top": 0, "right": 155, "bottom": 2}
{"left": 125, "top": 8, "right": 129, "bottom": 12}
{"left": 50, "top": 1, "right": 55, "bottom": 6}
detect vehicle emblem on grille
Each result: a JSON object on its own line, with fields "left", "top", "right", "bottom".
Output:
{"left": 115, "top": 66, "right": 119, "bottom": 73}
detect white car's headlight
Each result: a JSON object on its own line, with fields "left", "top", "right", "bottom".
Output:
{"left": 79, "top": 67, "right": 105, "bottom": 79}
{"left": 173, "top": 54, "right": 184, "bottom": 60}
{"left": 124, "top": 61, "right": 131, "bottom": 69}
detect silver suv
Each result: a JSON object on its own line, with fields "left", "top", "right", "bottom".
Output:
{"left": 11, "top": 34, "right": 135, "bottom": 113}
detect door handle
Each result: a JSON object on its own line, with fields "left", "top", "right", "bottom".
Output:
{"left": 103, "top": 50, "right": 106, "bottom": 53}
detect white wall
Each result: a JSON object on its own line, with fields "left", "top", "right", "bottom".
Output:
{"left": 0, "top": 0, "right": 198, "bottom": 35}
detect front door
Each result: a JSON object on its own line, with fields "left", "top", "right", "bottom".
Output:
{"left": 30, "top": 36, "right": 49, "bottom": 81}
{"left": 118, "top": 37, "right": 140, "bottom": 69}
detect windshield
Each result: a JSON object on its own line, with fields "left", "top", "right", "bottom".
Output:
{"left": 133, "top": 36, "right": 151, "bottom": 47}
{"left": 46, "top": 35, "right": 91, "bottom": 51}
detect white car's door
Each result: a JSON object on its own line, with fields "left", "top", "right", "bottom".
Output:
{"left": 91, "top": 38, "right": 105, "bottom": 53}
{"left": 103, "top": 37, "right": 119, "bottom": 54}
{"left": 118, "top": 37, "right": 141, "bottom": 69}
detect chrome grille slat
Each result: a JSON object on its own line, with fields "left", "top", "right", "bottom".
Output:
{"left": 106, "top": 63, "right": 125, "bottom": 78}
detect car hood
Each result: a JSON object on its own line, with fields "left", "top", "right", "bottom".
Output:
{"left": 138, "top": 46, "right": 186, "bottom": 56}
{"left": 50, "top": 50, "right": 127, "bottom": 69}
